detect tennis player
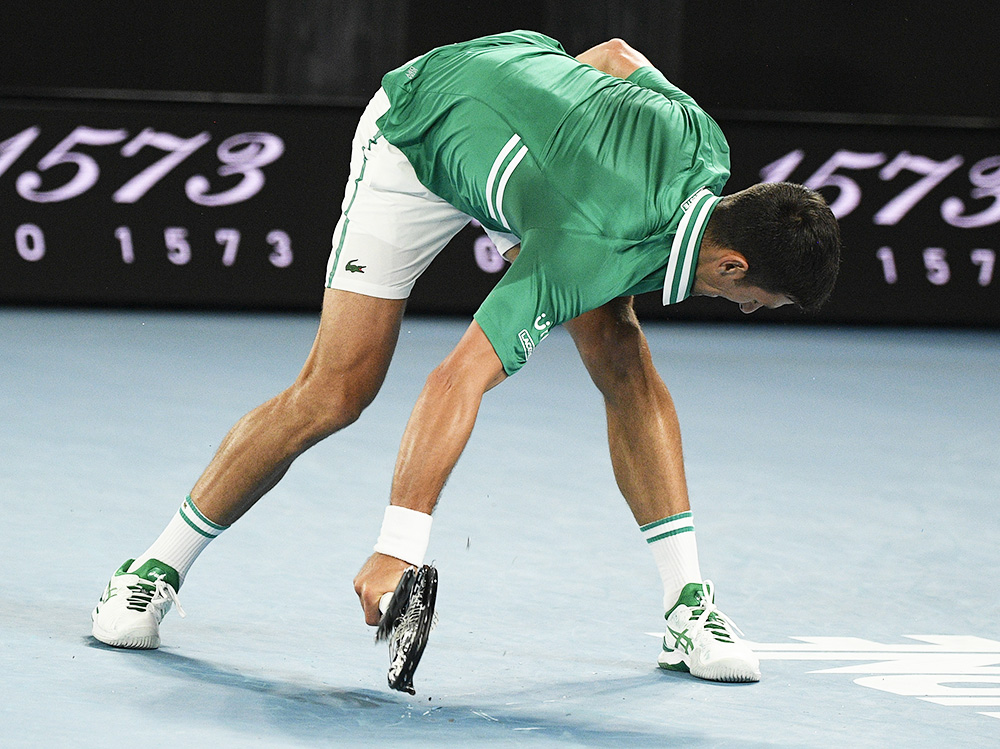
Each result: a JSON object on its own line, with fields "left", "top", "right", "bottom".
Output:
{"left": 92, "top": 31, "right": 840, "bottom": 683}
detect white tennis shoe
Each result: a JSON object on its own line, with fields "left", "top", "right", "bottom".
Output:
{"left": 658, "top": 580, "right": 761, "bottom": 683}
{"left": 91, "top": 559, "right": 184, "bottom": 649}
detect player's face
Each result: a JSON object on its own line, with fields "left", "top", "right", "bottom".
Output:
{"left": 727, "top": 285, "right": 793, "bottom": 314}
{"left": 693, "top": 281, "right": 793, "bottom": 314}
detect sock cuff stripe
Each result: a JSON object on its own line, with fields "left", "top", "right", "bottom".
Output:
{"left": 646, "top": 526, "right": 695, "bottom": 544}
{"left": 179, "top": 506, "right": 220, "bottom": 539}
{"left": 640, "top": 511, "right": 692, "bottom": 532}
{"left": 184, "top": 495, "right": 228, "bottom": 532}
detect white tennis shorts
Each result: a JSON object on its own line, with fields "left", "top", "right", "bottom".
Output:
{"left": 325, "top": 88, "right": 518, "bottom": 299}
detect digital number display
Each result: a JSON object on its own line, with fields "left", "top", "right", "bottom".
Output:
{"left": 2, "top": 98, "right": 998, "bottom": 326}
{"left": 760, "top": 147, "right": 998, "bottom": 291}
{"left": 0, "top": 98, "right": 354, "bottom": 309}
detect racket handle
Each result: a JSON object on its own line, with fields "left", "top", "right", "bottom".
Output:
{"left": 378, "top": 591, "right": 393, "bottom": 615}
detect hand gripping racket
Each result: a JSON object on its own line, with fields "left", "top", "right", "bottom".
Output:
{"left": 375, "top": 564, "right": 438, "bottom": 694}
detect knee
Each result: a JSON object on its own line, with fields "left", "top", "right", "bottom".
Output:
{"left": 586, "top": 340, "right": 654, "bottom": 406}
{"left": 279, "top": 374, "right": 374, "bottom": 446}
{"left": 577, "top": 316, "right": 647, "bottom": 389}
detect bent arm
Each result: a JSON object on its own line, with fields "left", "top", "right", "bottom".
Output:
{"left": 575, "top": 38, "right": 654, "bottom": 80}
{"left": 354, "top": 321, "right": 506, "bottom": 623}
{"left": 388, "top": 321, "right": 506, "bottom": 513}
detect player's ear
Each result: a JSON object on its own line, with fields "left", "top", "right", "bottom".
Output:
{"left": 718, "top": 251, "right": 749, "bottom": 280}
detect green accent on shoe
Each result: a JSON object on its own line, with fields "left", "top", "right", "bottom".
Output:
{"left": 126, "top": 559, "right": 181, "bottom": 591}
{"left": 666, "top": 582, "right": 735, "bottom": 643}
{"left": 658, "top": 659, "right": 691, "bottom": 673}
{"left": 97, "top": 561, "right": 137, "bottom": 611}
{"left": 667, "top": 625, "right": 695, "bottom": 654}
{"left": 639, "top": 511, "right": 692, "bottom": 532}
{"left": 667, "top": 582, "right": 711, "bottom": 614}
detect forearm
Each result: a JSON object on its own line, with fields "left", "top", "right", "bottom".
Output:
{"left": 389, "top": 367, "right": 484, "bottom": 514}
{"left": 389, "top": 321, "right": 506, "bottom": 515}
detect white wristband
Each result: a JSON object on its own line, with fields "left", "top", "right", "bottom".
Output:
{"left": 373, "top": 506, "right": 433, "bottom": 566}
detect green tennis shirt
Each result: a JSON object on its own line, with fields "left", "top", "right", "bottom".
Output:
{"left": 378, "top": 30, "right": 731, "bottom": 374}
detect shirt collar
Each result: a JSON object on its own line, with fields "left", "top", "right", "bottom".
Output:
{"left": 663, "top": 187, "right": 722, "bottom": 305}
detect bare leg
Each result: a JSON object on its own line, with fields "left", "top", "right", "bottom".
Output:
{"left": 566, "top": 302, "right": 760, "bottom": 682}
{"left": 564, "top": 297, "right": 690, "bottom": 525}
{"left": 191, "top": 288, "right": 407, "bottom": 525}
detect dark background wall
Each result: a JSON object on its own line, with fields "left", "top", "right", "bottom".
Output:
{"left": 2, "top": 1, "right": 996, "bottom": 118}
{"left": 2, "top": 2, "right": 997, "bottom": 324}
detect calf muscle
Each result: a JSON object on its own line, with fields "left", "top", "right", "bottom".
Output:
{"left": 565, "top": 299, "right": 690, "bottom": 524}
{"left": 191, "top": 289, "right": 406, "bottom": 525}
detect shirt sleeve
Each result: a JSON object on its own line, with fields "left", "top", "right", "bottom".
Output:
{"left": 473, "top": 229, "right": 639, "bottom": 375}
{"left": 626, "top": 66, "right": 699, "bottom": 107}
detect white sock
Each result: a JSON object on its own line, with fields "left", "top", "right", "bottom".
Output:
{"left": 130, "top": 496, "right": 228, "bottom": 587}
{"left": 640, "top": 511, "right": 703, "bottom": 611}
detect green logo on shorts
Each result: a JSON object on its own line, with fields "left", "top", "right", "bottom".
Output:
{"left": 345, "top": 259, "right": 366, "bottom": 273}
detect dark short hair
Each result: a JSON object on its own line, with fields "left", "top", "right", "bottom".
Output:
{"left": 706, "top": 183, "right": 841, "bottom": 312}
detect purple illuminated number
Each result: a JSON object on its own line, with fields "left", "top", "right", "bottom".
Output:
{"left": 874, "top": 152, "right": 964, "bottom": 225}
{"left": 941, "top": 156, "right": 1000, "bottom": 228}
{"left": 0, "top": 127, "right": 40, "bottom": 178}
{"left": 186, "top": 132, "right": 285, "bottom": 207}
{"left": 266, "top": 230, "right": 292, "bottom": 268}
{"left": 115, "top": 226, "right": 135, "bottom": 264}
{"left": 16, "top": 126, "right": 128, "bottom": 202}
{"left": 165, "top": 227, "right": 191, "bottom": 265}
{"left": 971, "top": 249, "right": 995, "bottom": 286}
{"left": 15, "top": 223, "right": 45, "bottom": 261}
{"left": 922, "top": 248, "right": 950, "bottom": 286}
{"left": 215, "top": 228, "right": 240, "bottom": 266}
{"left": 875, "top": 247, "right": 898, "bottom": 284}
{"left": 474, "top": 234, "right": 505, "bottom": 273}
{"left": 114, "top": 128, "right": 211, "bottom": 203}
{"left": 759, "top": 149, "right": 805, "bottom": 184}
{"left": 803, "top": 150, "right": 887, "bottom": 219}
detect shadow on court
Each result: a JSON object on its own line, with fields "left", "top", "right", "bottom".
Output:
{"left": 83, "top": 639, "right": 721, "bottom": 746}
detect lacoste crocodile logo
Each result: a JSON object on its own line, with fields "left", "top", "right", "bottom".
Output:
{"left": 345, "top": 259, "right": 366, "bottom": 273}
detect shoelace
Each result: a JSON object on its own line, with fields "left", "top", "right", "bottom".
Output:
{"left": 126, "top": 574, "right": 186, "bottom": 618}
{"left": 690, "top": 580, "right": 743, "bottom": 643}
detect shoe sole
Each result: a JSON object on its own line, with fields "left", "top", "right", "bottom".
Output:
{"left": 658, "top": 649, "right": 760, "bottom": 683}
{"left": 91, "top": 609, "right": 160, "bottom": 650}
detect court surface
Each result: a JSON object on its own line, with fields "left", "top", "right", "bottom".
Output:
{"left": 2, "top": 307, "right": 998, "bottom": 747}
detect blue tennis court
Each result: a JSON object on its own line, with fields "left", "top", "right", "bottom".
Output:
{"left": 2, "top": 307, "right": 998, "bottom": 746}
